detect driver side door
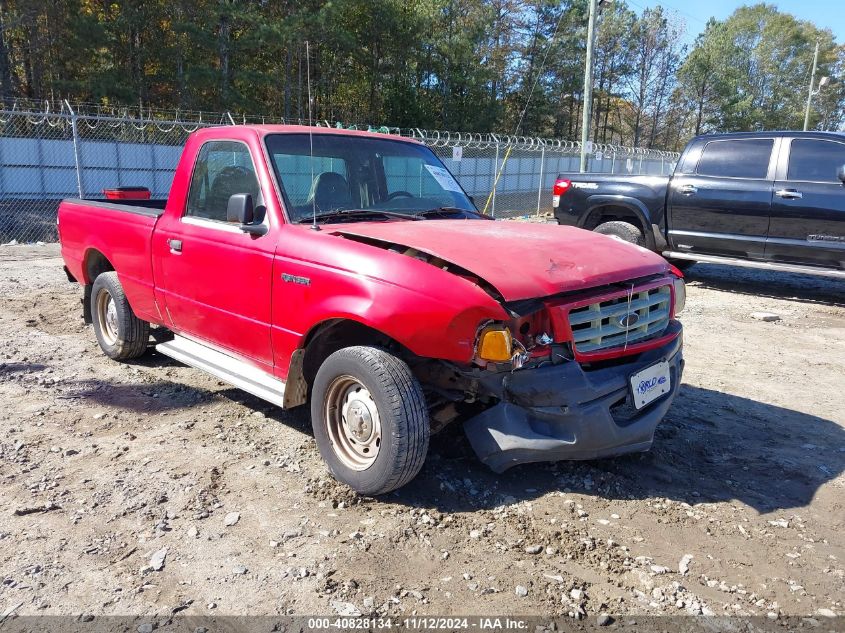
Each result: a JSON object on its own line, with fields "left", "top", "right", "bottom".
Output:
{"left": 667, "top": 137, "right": 776, "bottom": 259}
{"left": 154, "top": 140, "right": 276, "bottom": 370}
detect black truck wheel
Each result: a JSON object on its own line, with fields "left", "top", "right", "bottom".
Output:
{"left": 594, "top": 220, "right": 645, "bottom": 247}
{"left": 90, "top": 272, "right": 150, "bottom": 360}
{"left": 311, "top": 346, "right": 430, "bottom": 495}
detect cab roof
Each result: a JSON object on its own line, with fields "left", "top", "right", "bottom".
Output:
{"left": 693, "top": 130, "right": 845, "bottom": 142}
{"left": 202, "top": 123, "right": 424, "bottom": 144}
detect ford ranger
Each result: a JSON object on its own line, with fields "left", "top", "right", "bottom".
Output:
{"left": 58, "top": 125, "right": 685, "bottom": 495}
{"left": 554, "top": 131, "right": 845, "bottom": 278}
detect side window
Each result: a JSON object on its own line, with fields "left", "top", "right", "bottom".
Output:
{"left": 787, "top": 139, "right": 845, "bottom": 183}
{"left": 696, "top": 139, "right": 773, "bottom": 179}
{"left": 186, "top": 141, "right": 261, "bottom": 222}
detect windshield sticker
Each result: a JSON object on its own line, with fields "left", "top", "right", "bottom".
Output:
{"left": 424, "top": 165, "right": 463, "bottom": 192}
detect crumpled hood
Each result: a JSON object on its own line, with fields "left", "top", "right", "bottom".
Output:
{"left": 333, "top": 220, "right": 670, "bottom": 301}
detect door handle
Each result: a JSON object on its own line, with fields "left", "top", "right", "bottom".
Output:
{"left": 678, "top": 184, "right": 697, "bottom": 195}
{"left": 775, "top": 189, "right": 803, "bottom": 200}
{"left": 168, "top": 239, "right": 182, "bottom": 253}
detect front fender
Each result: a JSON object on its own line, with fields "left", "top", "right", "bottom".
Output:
{"left": 291, "top": 280, "right": 507, "bottom": 362}
{"left": 270, "top": 247, "right": 511, "bottom": 380}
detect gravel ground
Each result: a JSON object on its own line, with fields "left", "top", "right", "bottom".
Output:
{"left": 0, "top": 243, "right": 843, "bottom": 623}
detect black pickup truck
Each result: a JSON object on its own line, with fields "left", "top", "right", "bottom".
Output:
{"left": 553, "top": 131, "right": 845, "bottom": 277}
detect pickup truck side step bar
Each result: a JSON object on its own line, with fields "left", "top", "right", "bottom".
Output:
{"left": 662, "top": 251, "right": 845, "bottom": 279}
{"left": 156, "top": 335, "right": 286, "bottom": 407}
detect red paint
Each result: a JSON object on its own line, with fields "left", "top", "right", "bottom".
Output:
{"left": 59, "top": 199, "right": 162, "bottom": 323}
{"left": 58, "top": 125, "right": 682, "bottom": 382}
{"left": 334, "top": 221, "right": 670, "bottom": 302}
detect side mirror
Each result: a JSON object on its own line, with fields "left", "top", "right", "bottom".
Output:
{"left": 838, "top": 164, "right": 845, "bottom": 184}
{"left": 227, "top": 194, "right": 267, "bottom": 235}
{"left": 227, "top": 193, "right": 254, "bottom": 223}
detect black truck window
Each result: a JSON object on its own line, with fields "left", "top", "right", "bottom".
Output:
{"left": 787, "top": 139, "right": 845, "bottom": 183}
{"left": 696, "top": 139, "right": 773, "bottom": 179}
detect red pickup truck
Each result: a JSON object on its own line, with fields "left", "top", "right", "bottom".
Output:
{"left": 58, "top": 125, "right": 685, "bottom": 495}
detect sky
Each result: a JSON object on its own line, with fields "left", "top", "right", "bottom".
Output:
{"left": 631, "top": 0, "right": 844, "bottom": 46}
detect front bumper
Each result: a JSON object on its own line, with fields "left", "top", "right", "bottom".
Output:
{"left": 463, "top": 324, "right": 683, "bottom": 472}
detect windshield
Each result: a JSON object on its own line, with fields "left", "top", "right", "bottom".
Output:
{"left": 264, "top": 133, "right": 477, "bottom": 222}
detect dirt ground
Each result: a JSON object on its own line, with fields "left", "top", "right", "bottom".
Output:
{"left": 0, "top": 243, "right": 843, "bottom": 623}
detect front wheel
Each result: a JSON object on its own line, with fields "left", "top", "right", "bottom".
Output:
{"left": 311, "top": 346, "right": 430, "bottom": 495}
{"left": 91, "top": 272, "right": 150, "bottom": 360}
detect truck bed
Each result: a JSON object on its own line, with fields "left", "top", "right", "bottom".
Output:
{"left": 58, "top": 199, "right": 165, "bottom": 324}
{"left": 553, "top": 174, "right": 670, "bottom": 250}
{"left": 554, "top": 174, "right": 669, "bottom": 220}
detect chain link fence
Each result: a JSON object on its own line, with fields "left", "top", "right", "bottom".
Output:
{"left": 419, "top": 132, "right": 678, "bottom": 220}
{"left": 0, "top": 101, "right": 679, "bottom": 243}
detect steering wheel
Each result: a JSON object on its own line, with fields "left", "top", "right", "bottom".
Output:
{"left": 386, "top": 191, "right": 414, "bottom": 201}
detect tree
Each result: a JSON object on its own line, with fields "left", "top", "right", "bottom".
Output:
{"left": 0, "top": 0, "right": 841, "bottom": 147}
{"left": 677, "top": 4, "right": 842, "bottom": 133}
{"left": 592, "top": 1, "right": 636, "bottom": 144}
{"left": 676, "top": 20, "right": 726, "bottom": 135}
{"left": 623, "top": 7, "right": 683, "bottom": 147}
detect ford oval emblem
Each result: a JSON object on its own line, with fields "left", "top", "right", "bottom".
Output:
{"left": 618, "top": 312, "right": 640, "bottom": 328}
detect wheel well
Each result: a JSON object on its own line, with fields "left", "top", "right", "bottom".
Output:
{"left": 84, "top": 249, "right": 114, "bottom": 283}
{"left": 289, "top": 319, "right": 465, "bottom": 432}
{"left": 301, "top": 319, "right": 404, "bottom": 387}
{"left": 80, "top": 250, "right": 115, "bottom": 324}
{"left": 583, "top": 205, "right": 645, "bottom": 233}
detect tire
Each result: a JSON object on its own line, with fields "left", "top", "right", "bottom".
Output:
{"left": 594, "top": 220, "right": 645, "bottom": 247}
{"left": 311, "top": 346, "right": 430, "bottom": 495}
{"left": 90, "top": 272, "right": 150, "bottom": 360}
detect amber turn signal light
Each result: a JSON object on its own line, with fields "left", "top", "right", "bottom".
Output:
{"left": 477, "top": 326, "right": 513, "bottom": 362}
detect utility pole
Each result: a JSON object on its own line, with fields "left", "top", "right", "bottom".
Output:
{"left": 579, "top": 0, "right": 598, "bottom": 173}
{"left": 803, "top": 41, "right": 820, "bottom": 131}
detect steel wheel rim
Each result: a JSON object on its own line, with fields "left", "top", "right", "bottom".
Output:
{"left": 324, "top": 375, "right": 382, "bottom": 471}
{"left": 96, "top": 288, "right": 119, "bottom": 346}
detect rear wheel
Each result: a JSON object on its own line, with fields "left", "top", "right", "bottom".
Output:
{"left": 311, "top": 346, "right": 429, "bottom": 495}
{"left": 594, "top": 220, "right": 645, "bottom": 247}
{"left": 91, "top": 272, "right": 150, "bottom": 360}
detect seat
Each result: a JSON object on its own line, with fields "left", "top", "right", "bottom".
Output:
{"left": 205, "top": 166, "right": 260, "bottom": 222}
{"left": 308, "top": 172, "right": 352, "bottom": 212}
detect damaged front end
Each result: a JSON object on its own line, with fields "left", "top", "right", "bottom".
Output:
{"left": 333, "top": 225, "right": 686, "bottom": 472}
{"left": 423, "top": 273, "right": 686, "bottom": 473}
{"left": 461, "top": 324, "right": 683, "bottom": 472}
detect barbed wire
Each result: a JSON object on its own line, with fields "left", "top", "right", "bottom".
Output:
{"left": 0, "top": 102, "right": 678, "bottom": 244}
{"left": 0, "top": 99, "right": 681, "bottom": 160}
